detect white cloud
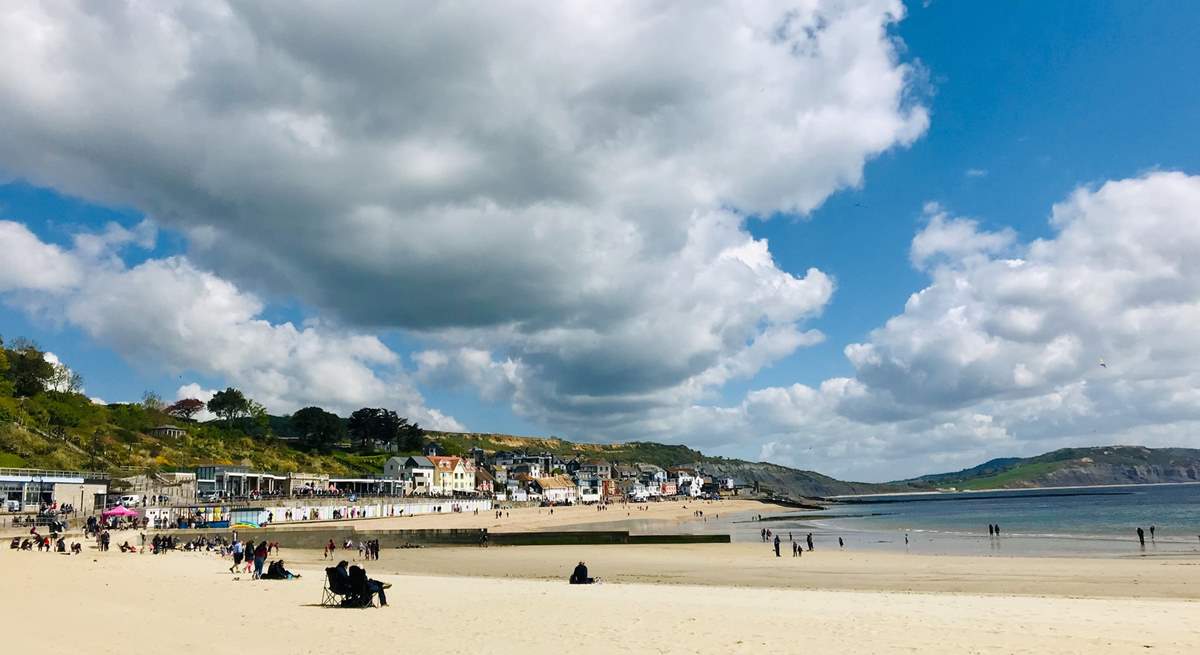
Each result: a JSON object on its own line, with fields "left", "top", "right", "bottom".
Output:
{"left": 909, "top": 204, "right": 1016, "bottom": 269}
{"left": 686, "top": 172, "right": 1200, "bottom": 479}
{"left": 965, "top": 168, "right": 988, "bottom": 178}
{"left": 0, "top": 0, "right": 926, "bottom": 434}
{"left": 0, "top": 222, "right": 82, "bottom": 292}
{"left": 0, "top": 222, "right": 461, "bottom": 427}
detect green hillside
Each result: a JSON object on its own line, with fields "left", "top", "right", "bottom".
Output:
{"left": 903, "top": 446, "right": 1200, "bottom": 489}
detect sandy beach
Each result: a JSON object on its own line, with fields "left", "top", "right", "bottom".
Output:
{"left": 5, "top": 520, "right": 1199, "bottom": 654}
{"left": 309, "top": 497, "right": 771, "bottom": 532}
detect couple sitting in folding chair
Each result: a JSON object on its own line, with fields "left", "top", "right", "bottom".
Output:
{"left": 322, "top": 560, "right": 391, "bottom": 608}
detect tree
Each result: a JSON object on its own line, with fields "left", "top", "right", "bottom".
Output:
{"left": 207, "top": 387, "right": 250, "bottom": 423}
{"left": 6, "top": 342, "right": 55, "bottom": 397}
{"left": 46, "top": 362, "right": 84, "bottom": 394}
{"left": 398, "top": 421, "right": 424, "bottom": 453}
{"left": 290, "top": 406, "right": 344, "bottom": 453}
{"left": 141, "top": 390, "right": 165, "bottom": 412}
{"left": 347, "top": 407, "right": 407, "bottom": 451}
{"left": 167, "top": 398, "right": 206, "bottom": 420}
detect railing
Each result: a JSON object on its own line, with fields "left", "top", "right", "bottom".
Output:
{"left": 0, "top": 467, "right": 110, "bottom": 480}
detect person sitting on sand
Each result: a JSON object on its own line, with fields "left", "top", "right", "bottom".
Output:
{"left": 9, "top": 537, "right": 19, "bottom": 550}
{"left": 569, "top": 561, "right": 595, "bottom": 584}
{"left": 71, "top": 542, "right": 82, "bottom": 555}
{"left": 262, "top": 560, "right": 300, "bottom": 580}
{"left": 348, "top": 564, "right": 389, "bottom": 606}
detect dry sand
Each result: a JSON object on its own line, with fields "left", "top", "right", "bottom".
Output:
{"left": 5, "top": 539, "right": 1199, "bottom": 654}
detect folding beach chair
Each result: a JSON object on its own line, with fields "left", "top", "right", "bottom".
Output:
{"left": 322, "top": 567, "right": 373, "bottom": 608}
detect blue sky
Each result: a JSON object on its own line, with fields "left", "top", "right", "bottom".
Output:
{"left": 3, "top": 1, "right": 1200, "bottom": 479}
{"left": 743, "top": 0, "right": 1200, "bottom": 388}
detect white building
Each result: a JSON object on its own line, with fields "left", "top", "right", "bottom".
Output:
{"left": 532, "top": 476, "right": 577, "bottom": 504}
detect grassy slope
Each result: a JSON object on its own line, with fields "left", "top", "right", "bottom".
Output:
{"left": 904, "top": 446, "right": 1200, "bottom": 490}
{"left": 0, "top": 391, "right": 378, "bottom": 475}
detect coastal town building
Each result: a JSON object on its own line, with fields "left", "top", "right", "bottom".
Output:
{"left": 531, "top": 475, "right": 577, "bottom": 504}
{"left": 428, "top": 456, "right": 474, "bottom": 495}
{"left": 147, "top": 424, "right": 187, "bottom": 439}
{"left": 0, "top": 467, "right": 110, "bottom": 513}
{"left": 475, "top": 468, "right": 495, "bottom": 495}
{"left": 387, "top": 456, "right": 434, "bottom": 495}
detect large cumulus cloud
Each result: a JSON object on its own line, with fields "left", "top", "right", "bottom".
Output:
{"left": 693, "top": 173, "right": 1200, "bottom": 480}
{"left": 0, "top": 220, "right": 461, "bottom": 427}
{"left": 0, "top": 1, "right": 927, "bottom": 430}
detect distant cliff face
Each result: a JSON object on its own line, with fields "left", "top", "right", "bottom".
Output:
{"left": 906, "top": 446, "right": 1200, "bottom": 490}
{"left": 1017, "top": 462, "right": 1200, "bottom": 488}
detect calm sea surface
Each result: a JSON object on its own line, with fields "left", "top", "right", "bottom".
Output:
{"left": 569, "top": 484, "right": 1200, "bottom": 557}
{"left": 765, "top": 483, "right": 1200, "bottom": 556}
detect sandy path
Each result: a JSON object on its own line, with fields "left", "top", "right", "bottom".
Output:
{"left": 3, "top": 549, "right": 1197, "bottom": 654}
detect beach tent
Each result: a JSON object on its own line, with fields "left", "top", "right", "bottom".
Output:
{"left": 102, "top": 505, "right": 139, "bottom": 518}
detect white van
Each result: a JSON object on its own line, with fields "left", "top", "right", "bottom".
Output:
{"left": 119, "top": 495, "right": 141, "bottom": 507}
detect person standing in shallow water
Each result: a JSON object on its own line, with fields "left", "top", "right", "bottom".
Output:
{"left": 988, "top": 524, "right": 994, "bottom": 536}
{"left": 1149, "top": 525, "right": 1156, "bottom": 541}
{"left": 1136, "top": 527, "right": 1145, "bottom": 547}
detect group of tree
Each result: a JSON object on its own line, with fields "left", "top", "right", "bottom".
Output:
{"left": 287, "top": 405, "right": 424, "bottom": 454}
{"left": 348, "top": 407, "right": 423, "bottom": 452}
{"left": 0, "top": 335, "right": 77, "bottom": 398}
{"left": 290, "top": 406, "right": 345, "bottom": 453}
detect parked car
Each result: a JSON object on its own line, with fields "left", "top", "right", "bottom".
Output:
{"left": 119, "top": 495, "right": 141, "bottom": 507}
{"left": 4, "top": 500, "right": 21, "bottom": 512}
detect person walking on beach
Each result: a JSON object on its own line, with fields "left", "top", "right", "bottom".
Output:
{"left": 252, "top": 541, "right": 268, "bottom": 579}
{"left": 806, "top": 533, "right": 814, "bottom": 552}
{"left": 773, "top": 534, "right": 781, "bottom": 557}
{"left": 839, "top": 537, "right": 844, "bottom": 549}
{"left": 792, "top": 541, "right": 798, "bottom": 557}
{"left": 229, "top": 540, "right": 243, "bottom": 572}
{"left": 1137, "top": 527, "right": 1145, "bottom": 547}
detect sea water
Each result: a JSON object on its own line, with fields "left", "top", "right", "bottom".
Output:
{"left": 770, "top": 483, "right": 1200, "bottom": 557}
{"left": 569, "top": 484, "right": 1200, "bottom": 557}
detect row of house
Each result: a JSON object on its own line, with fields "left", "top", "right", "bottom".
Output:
{"left": 382, "top": 450, "right": 738, "bottom": 503}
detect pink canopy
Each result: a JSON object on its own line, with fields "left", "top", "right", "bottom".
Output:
{"left": 101, "top": 505, "right": 139, "bottom": 518}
